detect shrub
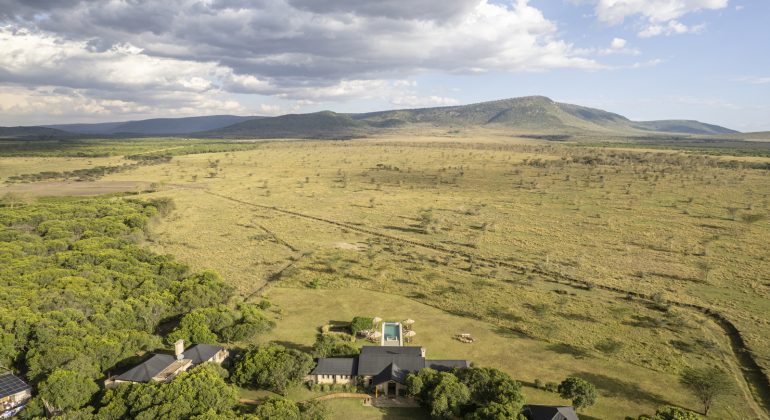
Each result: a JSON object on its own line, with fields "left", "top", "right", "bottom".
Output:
{"left": 350, "top": 316, "right": 374, "bottom": 335}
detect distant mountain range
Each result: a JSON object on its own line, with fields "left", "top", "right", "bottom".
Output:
{"left": 1, "top": 96, "right": 740, "bottom": 140}
{"left": 45, "top": 115, "right": 258, "bottom": 135}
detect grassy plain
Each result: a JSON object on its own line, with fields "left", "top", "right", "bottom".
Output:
{"left": 2, "top": 133, "right": 769, "bottom": 418}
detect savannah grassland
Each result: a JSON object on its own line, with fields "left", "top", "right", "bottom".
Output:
{"left": 2, "top": 132, "right": 770, "bottom": 419}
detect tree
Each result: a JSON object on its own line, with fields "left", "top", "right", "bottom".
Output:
{"left": 166, "top": 311, "right": 218, "bottom": 345}
{"left": 231, "top": 344, "right": 314, "bottom": 394}
{"left": 38, "top": 369, "right": 98, "bottom": 412}
{"left": 312, "top": 333, "right": 359, "bottom": 358}
{"left": 652, "top": 405, "right": 702, "bottom": 420}
{"left": 427, "top": 372, "right": 470, "bottom": 419}
{"left": 406, "top": 368, "right": 439, "bottom": 400}
{"left": 251, "top": 396, "right": 301, "bottom": 420}
{"left": 558, "top": 377, "right": 597, "bottom": 410}
{"left": 454, "top": 367, "right": 524, "bottom": 411}
{"left": 0, "top": 192, "right": 28, "bottom": 209}
{"left": 680, "top": 367, "right": 734, "bottom": 416}
{"left": 96, "top": 364, "right": 238, "bottom": 419}
{"left": 349, "top": 316, "right": 374, "bottom": 335}
{"left": 299, "top": 400, "right": 330, "bottom": 420}
{"left": 467, "top": 402, "right": 524, "bottom": 419}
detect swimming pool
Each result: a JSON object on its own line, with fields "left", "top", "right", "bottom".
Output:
{"left": 381, "top": 322, "right": 402, "bottom": 346}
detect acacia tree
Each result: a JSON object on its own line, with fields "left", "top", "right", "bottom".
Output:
{"left": 558, "top": 377, "right": 597, "bottom": 410}
{"left": 680, "top": 367, "right": 734, "bottom": 416}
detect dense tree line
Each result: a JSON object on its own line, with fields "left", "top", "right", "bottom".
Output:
{"left": 4, "top": 156, "right": 171, "bottom": 184}
{"left": 232, "top": 344, "right": 314, "bottom": 395}
{"left": 406, "top": 367, "right": 525, "bottom": 419}
{"left": 0, "top": 197, "right": 272, "bottom": 417}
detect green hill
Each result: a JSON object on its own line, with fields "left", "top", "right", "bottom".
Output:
{"left": 203, "top": 111, "right": 369, "bottom": 139}
{"left": 631, "top": 120, "right": 739, "bottom": 135}
{"left": 5, "top": 96, "right": 739, "bottom": 139}
{"left": 355, "top": 96, "right": 613, "bottom": 133}
{"left": 47, "top": 115, "right": 257, "bottom": 135}
{"left": 0, "top": 126, "right": 74, "bottom": 139}
{"left": 351, "top": 96, "right": 736, "bottom": 135}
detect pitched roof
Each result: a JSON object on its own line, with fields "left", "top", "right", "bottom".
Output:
{"left": 183, "top": 344, "right": 224, "bottom": 365}
{"left": 115, "top": 354, "right": 176, "bottom": 383}
{"left": 357, "top": 346, "right": 425, "bottom": 376}
{"left": 312, "top": 358, "right": 358, "bottom": 376}
{"left": 523, "top": 405, "right": 580, "bottom": 420}
{"left": 0, "top": 372, "right": 30, "bottom": 399}
{"left": 371, "top": 362, "right": 411, "bottom": 385}
{"left": 425, "top": 359, "right": 469, "bottom": 371}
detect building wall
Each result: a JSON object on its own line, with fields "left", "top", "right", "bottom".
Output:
{"left": 313, "top": 374, "right": 356, "bottom": 385}
{"left": 212, "top": 349, "right": 229, "bottom": 364}
{"left": 1, "top": 389, "right": 31, "bottom": 408}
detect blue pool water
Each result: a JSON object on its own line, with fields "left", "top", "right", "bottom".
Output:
{"left": 384, "top": 323, "right": 400, "bottom": 339}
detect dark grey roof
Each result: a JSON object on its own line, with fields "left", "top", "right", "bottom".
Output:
{"left": 357, "top": 346, "right": 425, "bottom": 376}
{"left": 523, "top": 405, "right": 580, "bottom": 420}
{"left": 371, "top": 362, "right": 411, "bottom": 385}
{"left": 0, "top": 373, "right": 30, "bottom": 399}
{"left": 426, "top": 360, "right": 469, "bottom": 371}
{"left": 312, "top": 358, "right": 358, "bottom": 376}
{"left": 184, "top": 344, "right": 224, "bottom": 365}
{"left": 116, "top": 354, "right": 175, "bottom": 383}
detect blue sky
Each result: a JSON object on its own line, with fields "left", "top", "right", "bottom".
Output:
{"left": 1, "top": 0, "right": 768, "bottom": 130}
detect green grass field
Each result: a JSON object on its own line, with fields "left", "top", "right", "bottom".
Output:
{"left": 2, "top": 134, "right": 769, "bottom": 419}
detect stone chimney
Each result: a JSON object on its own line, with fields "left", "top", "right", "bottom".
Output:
{"left": 175, "top": 339, "right": 185, "bottom": 360}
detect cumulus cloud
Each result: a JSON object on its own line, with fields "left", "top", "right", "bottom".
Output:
{"left": 390, "top": 95, "right": 461, "bottom": 108}
{"left": 611, "top": 37, "right": 627, "bottom": 49}
{"left": 586, "top": 0, "right": 727, "bottom": 37}
{"left": 0, "top": 0, "right": 605, "bottom": 121}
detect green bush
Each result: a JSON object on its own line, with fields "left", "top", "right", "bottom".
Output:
{"left": 350, "top": 316, "right": 374, "bottom": 335}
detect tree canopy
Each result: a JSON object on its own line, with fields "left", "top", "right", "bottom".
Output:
{"left": 96, "top": 363, "right": 239, "bottom": 419}
{"left": 231, "top": 344, "right": 314, "bottom": 394}
{"left": 312, "top": 333, "right": 359, "bottom": 358}
{"left": 406, "top": 367, "right": 524, "bottom": 419}
{"left": 680, "top": 367, "right": 734, "bottom": 415}
{"left": 557, "top": 377, "right": 597, "bottom": 410}
{"left": 1, "top": 198, "right": 271, "bottom": 417}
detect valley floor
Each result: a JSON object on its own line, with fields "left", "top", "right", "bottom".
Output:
{"left": 2, "top": 134, "right": 769, "bottom": 419}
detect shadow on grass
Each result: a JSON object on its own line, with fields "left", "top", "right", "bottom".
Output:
{"left": 271, "top": 340, "right": 313, "bottom": 354}
{"left": 383, "top": 225, "right": 427, "bottom": 234}
{"left": 546, "top": 343, "right": 593, "bottom": 359}
{"left": 381, "top": 406, "right": 430, "bottom": 419}
{"left": 573, "top": 372, "right": 668, "bottom": 406}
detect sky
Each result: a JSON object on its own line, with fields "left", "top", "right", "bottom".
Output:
{"left": 0, "top": 0, "right": 768, "bottom": 131}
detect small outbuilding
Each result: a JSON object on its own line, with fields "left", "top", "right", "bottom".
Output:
{"left": 522, "top": 404, "right": 580, "bottom": 420}
{"left": 0, "top": 372, "right": 32, "bottom": 414}
{"left": 106, "top": 340, "right": 229, "bottom": 388}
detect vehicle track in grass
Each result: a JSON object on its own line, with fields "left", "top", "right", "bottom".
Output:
{"left": 203, "top": 189, "right": 770, "bottom": 418}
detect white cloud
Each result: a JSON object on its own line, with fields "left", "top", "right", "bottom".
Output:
{"left": 0, "top": 0, "right": 608, "bottom": 122}
{"left": 628, "top": 58, "right": 664, "bottom": 68}
{"left": 588, "top": 0, "right": 726, "bottom": 37}
{"left": 611, "top": 37, "right": 627, "bottom": 49}
{"left": 734, "top": 76, "right": 770, "bottom": 84}
{"left": 390, "top": 95, "right": 461, "bottom": 108}
{"left": 593, "top": 0, "right": 728, "bottom": 24}
{"left": 258, "top": 104, "right": 287, "bottom": 116}
{"left": 638, "top": 20, "right": 705, "bottom": 37}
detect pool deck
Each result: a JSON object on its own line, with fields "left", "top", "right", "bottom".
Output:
{"left": 381, "top": 322, "right": 403, "bottom": 346}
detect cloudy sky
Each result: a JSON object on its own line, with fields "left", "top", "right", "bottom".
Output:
{"left": 0, "top": 0, "right": 768, "bottom": 130}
